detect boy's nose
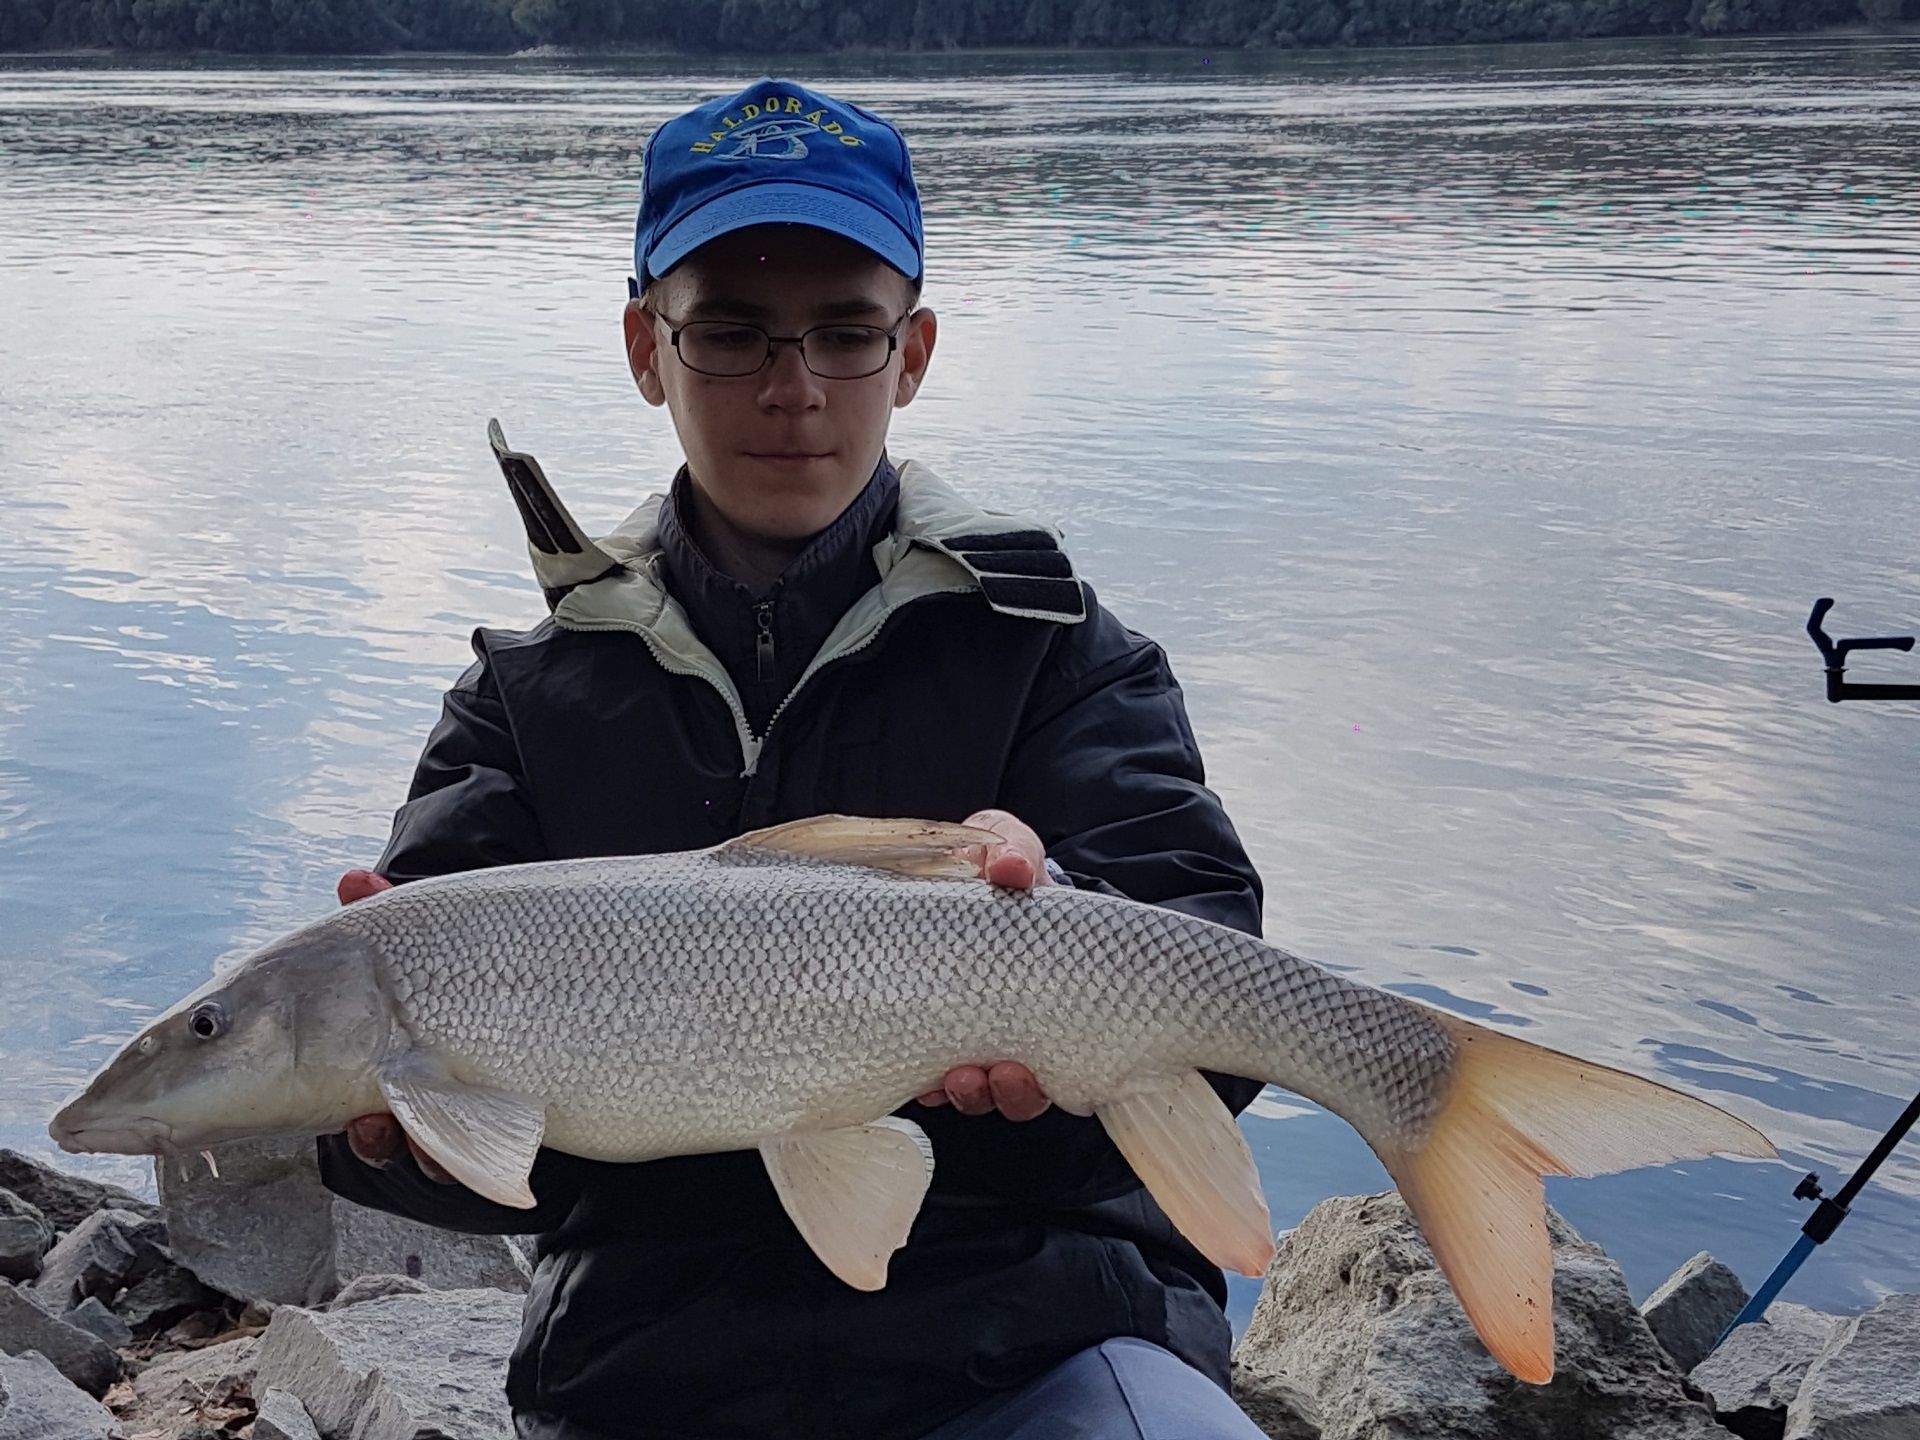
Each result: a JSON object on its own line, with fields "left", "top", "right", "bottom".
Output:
{"left": 758, "top": 339, "right": 825, "bottom": 404}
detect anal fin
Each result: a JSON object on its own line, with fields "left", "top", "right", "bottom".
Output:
{"left": 760, "top": 1117, "right": 935, "bottom": 1290}
{"left": 1096, "top": 1070, "right": 1274, "bottom": 1277}
{"left": 377, "top": 1050, "right": 547, "bottom": 1209}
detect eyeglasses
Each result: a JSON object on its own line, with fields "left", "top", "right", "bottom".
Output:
{"left": 653, "top": 310, "right": 911, "bottom": 380}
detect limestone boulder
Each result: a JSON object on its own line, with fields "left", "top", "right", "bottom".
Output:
{"left": 0, "top": 1192, "right": 53, "bottom": 1284}
{"left": 253, "top": 1288, "right": 520, "bottom": 1440}
{"left": 254, "top": 1387, "right": 323, "bottom": 1440}
{"left": 328, "top": 1273, "right": 432, "bottom": 1310}
{"left": 32, "top": 1210, "right": 169, "bottom": 1313}
{"left": 1230, "top": 1357, "right": 1325, "bottom": 1439}
{"left": 1641, "top": 1251, "right": 1750, "bottom": 1374}
{"left": 0, "top": 1350, "right": 124, "bottom": 1440}
{"left": 1691, "top": 1301, "right": 1842, "bottom": 1439}
{"left": 1784, "top": 1293, "right": 1920, "bottom": 1439}
{"left": 330, "top": 1199, "right": 530, "bottom": 1295}
{"left": 62, "top": 1298, "right": 131, "bottom": 1351}
{"left": 0, "top": 1153, "right": 156, "bottom": 1236}
{"left": 1234, "top": 1192, "right": 1725, "bottom": 1440}
{"left": 159, "top": 1139, "right": 531, "bottom": 1307}
{"left": 156, "top": 1139, "right": 338, "bottom": 1306}
{"left": 0, "top": 1279, "right": 122, "bottom": 1396}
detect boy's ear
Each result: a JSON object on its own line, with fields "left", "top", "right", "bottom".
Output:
{"left": 893, "top": 307, "right": 937, "bottom": 409}
{"left": 623, "top": 299, "right": 668, "bottom": 407}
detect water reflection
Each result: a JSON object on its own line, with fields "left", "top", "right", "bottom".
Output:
{"left": 2, "top": 38, "right": 1917, "bottom": 1316}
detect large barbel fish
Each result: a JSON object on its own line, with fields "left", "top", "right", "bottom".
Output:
{"left": 51, "top": 816, "right": 1773, "bottom": 1382}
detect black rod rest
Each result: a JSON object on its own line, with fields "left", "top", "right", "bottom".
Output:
{"left": 1807, "top": 597, "right": 1919, "bottom": 701}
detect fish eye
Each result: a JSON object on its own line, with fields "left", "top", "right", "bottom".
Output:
{"left": 187, "top": 1001, "right": 230, "bottom": 1041}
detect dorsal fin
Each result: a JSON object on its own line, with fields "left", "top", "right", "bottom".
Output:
{"left": 717, "top": 815, "right": 1002, "bottom": 878}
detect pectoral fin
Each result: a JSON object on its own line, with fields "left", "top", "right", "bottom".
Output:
{"left": 760, "top": 1117, "right": 936, "bottom": 1290}
{"left": 377, "top": 1051, "right": 547, "bottom": 1209}
{"left": 720, "top": 816, "right": 1003, "bottom": 879}
{"left": 1096, "top": 1070, "right": 1274, "bottom": 1277}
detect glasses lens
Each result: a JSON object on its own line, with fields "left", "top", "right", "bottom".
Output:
{"left": 802, "top": 326, "right": 892, "bottom": 380}
{"left": 677, "top": 322, "right": 769, "bottom": 377}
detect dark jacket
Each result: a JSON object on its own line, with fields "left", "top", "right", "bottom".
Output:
{"left": 318, "top": 448, "right": 1266, "bottom": 1440}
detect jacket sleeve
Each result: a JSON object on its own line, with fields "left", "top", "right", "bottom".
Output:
{"left": 318, "top": 627, "right": 588, "bottom": 1234}
{"left": 910, "top": 595, "right": 1267, "bottom": 1207}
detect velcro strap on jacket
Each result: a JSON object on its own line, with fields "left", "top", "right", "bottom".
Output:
{"left": 921, "top": 530, "right": 1087, "bottom": 624}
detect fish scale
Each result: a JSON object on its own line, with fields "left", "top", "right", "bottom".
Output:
{"left": 332, "top": 847, "right": 1458, "bottom": 1160}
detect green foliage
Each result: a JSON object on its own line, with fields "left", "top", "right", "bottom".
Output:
{"left": 0, "top": 0, "right": 1887, "bottom": 54}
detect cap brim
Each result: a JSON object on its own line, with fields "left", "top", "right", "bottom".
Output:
{"left": 645, "top": 181, "right": 921, "bottom": 284}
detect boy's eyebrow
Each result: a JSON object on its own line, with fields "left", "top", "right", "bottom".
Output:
{"left": 689, "top": 296, "right": 894, "bottom": 322}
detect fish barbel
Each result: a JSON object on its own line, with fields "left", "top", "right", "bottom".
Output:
{"left": 50, "top": 816, "right": 1773, "bottom": 1382}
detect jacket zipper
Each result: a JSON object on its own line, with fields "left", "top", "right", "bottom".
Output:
{"left": 754, "top": 600, "right": 776, "bottom": 684}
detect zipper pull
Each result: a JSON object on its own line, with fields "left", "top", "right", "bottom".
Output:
{"left": 755, "top": 600, "right": 776, "bottom": 683}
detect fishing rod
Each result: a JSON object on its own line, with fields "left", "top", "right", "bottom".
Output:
{"left": 1713, "top": 598, "right": 1920, "bottom": 1346}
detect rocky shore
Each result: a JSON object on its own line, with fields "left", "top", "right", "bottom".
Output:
{"left": 1, "top": 1143, "right": 1912, "bottom": 1439}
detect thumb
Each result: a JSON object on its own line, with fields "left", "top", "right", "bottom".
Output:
{"left": 338, "top": 869, "right": 393, "bottom": 906}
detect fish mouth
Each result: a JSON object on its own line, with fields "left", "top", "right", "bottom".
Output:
{"left": 48, "top": 1113, "right": 174, "bottom": 1156}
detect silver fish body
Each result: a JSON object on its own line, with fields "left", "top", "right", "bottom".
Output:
{"left": 340, "top": 847, "right": 1453, "bottom": 1161}
{"left": 51, "top": 816, "right": 1774, "bottom": 1384}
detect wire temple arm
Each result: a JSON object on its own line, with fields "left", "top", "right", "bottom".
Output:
{"left": 1807, "top": 598, "right": 1919, "bottom": 702}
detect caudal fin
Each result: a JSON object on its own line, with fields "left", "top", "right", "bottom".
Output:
{"left": 1379, "top": 1014, "right": 1774, "bottom": 1384}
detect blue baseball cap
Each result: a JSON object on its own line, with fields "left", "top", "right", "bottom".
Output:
{"left": 632, "top": 78, "right": 924, "bottom": 291}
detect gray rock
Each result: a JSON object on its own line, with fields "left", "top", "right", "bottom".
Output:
{"left": 328, "top": 1273, "right": 432, "bottom": 1309}
{"left": 0, "top": 1279, "right": 122, "bottom": 1396}
{"left": 0, "top": 1192, "right": 54, "bottom": 1284}
{"left": 1785, "top": 1293, "right": 1920, "bottom": 1439}
{"left": 158, "top": 1140, "right": 530, "bottom": 1308}
{"left": 0, "top": 1350, "right": 124, "bottom": 1439}
{"left": 60, "top": 1299, "right": 131, "bottom": 1350}
{"left": 1231, "top": 1357, "right": 1325, "bottom": 1439}
{"left": 1692, "top": 1301, "right": 1842, "bottom": 1438}
{"left": 1642, "top": 1251, "right": 1750, "bottom": 1373}
{"left": 32, "top": 1210, "right": 167, "bottom": 1313}
{"left": 254, "top": 1387, "right": 323, "bottom": 1440}
{"left": 119, "top": 1335, "right": 258, "bottom": 1439}
{"left": 253, "top": 1289, "right": 520, "bottom": 1440}
{"left": 1234, "top": 1192, "right": 1725, "bottom": 1440}
{"left": 0, "top": 1153, "right": 157, "bottom": 1237}
{"left": 330, "top": 1198, "right": 530, "bottom": 1296}
{"left": 156, "top": 1138, "right": 336, "bottom": 1306}
{"left": 112, "top": 1262, "right": 219, "bottom": 1336}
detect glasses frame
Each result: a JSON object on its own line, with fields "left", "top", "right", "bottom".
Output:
{"left": 651, "top": 308, "right": 914, "bottom": 381}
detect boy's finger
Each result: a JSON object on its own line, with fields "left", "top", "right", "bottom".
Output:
{"left": 961, "top": 809, "right": 1050, "bottom": 890}
{"left": 942, "top": 1064, "right": 993, "bottom": 1116}
{"left": 406, "top": 1138, "right": 457, "bottom": 1184}
{"left": 345, "top": 1114, "right": 400, "bottom": 1167}
{"left": 988, "top": 1062, "right": 1051, "bottom": 1122}
{"left": 337, "top": 870, "right": 393, "bottom": 906}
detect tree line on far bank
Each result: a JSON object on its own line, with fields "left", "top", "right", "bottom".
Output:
{"left": 0, "top": 0, "right": 1910, "bottom": 57}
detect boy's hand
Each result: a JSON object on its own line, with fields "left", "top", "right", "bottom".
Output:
{"left": 914, "top": 809, "right": 1055, "bottom": 1122}
{"left": 335, "top": 869, "right": 456, "bottom": 1183}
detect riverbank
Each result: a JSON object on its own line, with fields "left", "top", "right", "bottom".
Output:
{"left": 2, "top": 1145, "right": 1912, "bottom": 1439}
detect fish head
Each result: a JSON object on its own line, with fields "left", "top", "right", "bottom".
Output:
{"left": 49, "top": 920, "right": 392, "bottom": 1158}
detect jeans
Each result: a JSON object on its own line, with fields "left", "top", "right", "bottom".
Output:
{"left": 918, "top": 1338, "right": 1267, "bottom": 1440}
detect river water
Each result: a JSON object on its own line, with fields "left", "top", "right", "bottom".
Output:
{"left": 2, "top": 37, "right": 1917, "bottom": 1328}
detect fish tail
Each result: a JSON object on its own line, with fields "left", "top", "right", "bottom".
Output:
{"left": 1376, "top": 1013, "right": 1774, "bottom": 1384}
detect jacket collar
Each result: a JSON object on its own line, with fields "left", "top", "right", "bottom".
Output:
{"left": 652, "top": 457, "right": 901, "bottom": 734}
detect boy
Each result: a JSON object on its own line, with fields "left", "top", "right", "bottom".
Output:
{"left": 320, "top": 78, "right": 1270, "bottom": 1440}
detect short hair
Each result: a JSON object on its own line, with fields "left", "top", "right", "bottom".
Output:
{"left": 637, "top": 266, "right": 922, "bottom": 316}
